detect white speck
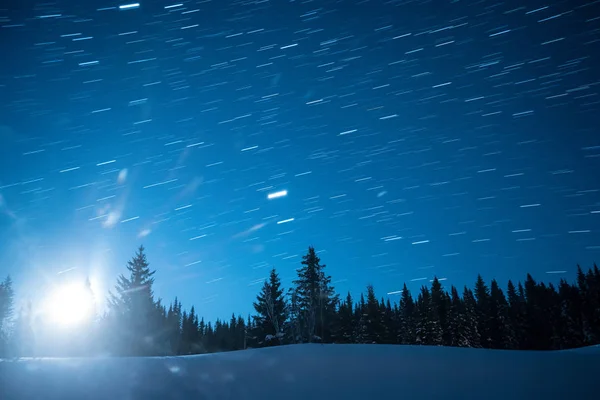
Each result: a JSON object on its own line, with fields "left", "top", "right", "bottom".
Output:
{"left": 119, "top": 3, "right": 140, "bottom": 10}
{"left": 189, "top": 235, "right": 206, "bottom": 241}
{"left": 175, "top": 204, "right": 192, "bottom": 211}
{"left": 143, "top": 179, "right": 178, "bottom": 189}
{"left": 97, "top": 160, "right": 116, "bottom": 166}
{"left": 277, "top": 218, "right": 294, "bottom": 225}
{"left": 412, "top": 240, "right": 429, "bottom": 245}
{"left": 185, "top": 260, "right": 202, "bottom": 267}
{"left": 410, "top": 277, "right": 427, "bottom": 282}
{"left": 121, "top": 216, "right": 139, "bottom": 223}
{"left": 294, "top": 171, "right": 311, "bottom": 177}
{"left": 267, "top": 190, "right": 288, "bottom": 199}
{"left": 489, "top": 29, "right": 510, "bottom": 37}
{"left": 520, "top": 203, "right": 541, "bottom": 208}
{"left": 59, "top": 167, "right": 80, "bottom": 173}
{"left": 339, "top": 129, "right": 357, "bottom": 136}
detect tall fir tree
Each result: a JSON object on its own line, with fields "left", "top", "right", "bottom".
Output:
{"left": 489, "top": 279, "right": 509, "bottom": 349}
{"left": 363, "top": 285, "right": 385, "bottom": 344}
{"left": 505, "top": 280, "right": 526, "bottom": 349}
{"left": 398, "top": 284, "right": 416, "bottom": 344}
{"left": 462, "top": 287, "right": 481, "bottom": 348}
{"left": 252, "top": 268, "right": 287, "bottom": 346}
{"left": 337, "top": 292, "right": 355, "bottom": 343}
{"left": 291, "top": 247, "right": 338, "bottom": 342}
{"left": 107, "top": 245, "right": 166, "bottom": 356}
{"left": 430, "top": 277, "right": 450, "bottom": 346}
{"left": 474, "top": 275, "right": 491, "bottom": 348}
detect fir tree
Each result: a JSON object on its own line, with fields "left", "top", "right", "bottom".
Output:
{"left": 337, "top": 292, "right": 355, "bottom": 343}
{"left": 364, "top": 285, "right": 385, "bottom": 343}
{"left": 252, "top": 268, "right": 287, "bottom": 346}
{"left": 107, "top": 245, "right": 166, "bottom": 356}
{"left": 506, "top": 280, "right": 525, "bottom": 349}
{"left": 398, "top": 284, "right": 415, "bottom": 344}
{"left": 474, "top": 275, "right": 491, "bottom": 348}
{"left": 489, "top": 279, "right": 509, "bottom": 349}
{"left": 448, "top": 286, "right": 468, "bottom": 347}
{"left": 430, "top": 277, "right": 450, "bottom": 346}
{"left": 462, "top": 287, "right": 481, "bottom": 347}
{"left": 415, "top": 286, "right": 442, "bottom": 345}
{"left": 291, "top": 247, "right": 338, "bottom": 342}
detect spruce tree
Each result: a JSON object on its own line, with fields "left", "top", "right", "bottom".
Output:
{"left": 462, "top": 287, "right": 481, "bottom": 347}
{"left": 430, "top": 277, "right": 450, "bottom": 346}
{"left": 107, "top": 245, "right": 166, "bottom": 356}
{"left": 398, "top": 284, "right": 415, "bottom": 344}
{"left": 415, "top": 286, "right": 442, "bottom": 345}
{"left": 354, "top": 293, "right": 368, "bottom": 343}
{"left": 474, "top": 275, "right": 491, "bottom": 348}
{"left": 489, "top": 279, "right": 509, "bottom": 349}
{"left": 337, "top": 292, "right": 355, "bottom": 343}
{"left": 556, "top": 280, "right": 584, "bottom": 349}
{"left": 252, "top": 268, "right": 287, "bottom": 346}
{"left": 506, "top": 280, "right": 525, "bottom": 349}
{"left": 448, "top": 286, "right": 469, "bottom": 347}
{"left": 292, "top": 246, "right": 338, "bottom": 342}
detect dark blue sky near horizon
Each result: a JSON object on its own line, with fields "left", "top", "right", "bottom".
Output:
{"left": 0, "top": 0, "right": 599, "bottom": 322}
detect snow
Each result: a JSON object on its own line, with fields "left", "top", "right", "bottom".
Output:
{"left": 0, "top": 344, "right": 598, "bottom": 399}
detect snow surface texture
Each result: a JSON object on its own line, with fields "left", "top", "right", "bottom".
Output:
{"left": 1, "top": 344, "right": 598, "bottom": 400}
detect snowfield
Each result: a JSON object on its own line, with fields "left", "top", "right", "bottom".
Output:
{"left": 1, "top": 344, "right": 598, "bottom": 400}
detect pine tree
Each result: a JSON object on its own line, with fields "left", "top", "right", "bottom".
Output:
{"left": 474, "top": 275, "right": 491, "bottom": 348}
{"left": 337, "top": 292, "right": 355, "bottom": 343}
{"left": 252, "top": 268, "right": 287, "bottom": 346}
{"left": 291, "top": 247, "right": 338, "bottom": 342}
{"left": 354, "top": 293, "right": 368, "bottom": 344}
{"left": 430, "top": 277, "right": 450, "bottom": 346}
{"left": 398, "top": 284, "right": 415, "bottom": 344}
{"left": 489, "top": 279, "right": 509, "bottom": 349}
{"left": 415, "top": 286, "right": 442, "bottom": 345}
{"left": 448, "top": 286, "right": 468, "bottom": 347}
{"left": 462, "top": 287, "right": 481, "bottom": 347}
{"left": 166, "top": 297, "right": 182, "bottom": 354}
{"left": 107, "top": 245, "right": 166, "bottom": 356}
{"left": 506, "top": 280, "right": 525, "bottom": 349}
{"left": 382, "top": 298, "right": 395, "bottom": 344}
{"left": 363, "top": 285, "right": 384, "bottom": 343}
{"left": 556, "top": 280, "right": 584, "bottom": 349}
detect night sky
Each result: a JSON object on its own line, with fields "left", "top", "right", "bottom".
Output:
{"left": 0, "top": 0, "right": 599, "bottom": 322}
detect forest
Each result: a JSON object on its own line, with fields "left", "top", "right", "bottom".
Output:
{"left": 0, "top": 245, "right": 599, "bottom": 357}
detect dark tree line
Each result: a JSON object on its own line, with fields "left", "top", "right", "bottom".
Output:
{"left": 1, "top": 245, "right": 599, "bottom": 357}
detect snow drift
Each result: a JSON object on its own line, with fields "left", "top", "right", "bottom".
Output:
{"left": 1, "top": 344, "right": 598, "bottom": 400}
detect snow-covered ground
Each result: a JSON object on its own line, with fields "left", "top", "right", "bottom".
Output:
{"left": 1, "top": 344, "right": 598, "bottom": 400}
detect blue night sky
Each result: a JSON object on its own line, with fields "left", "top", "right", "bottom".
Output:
{"left": 0, "top": 0, "right": 599, "bottom": 322}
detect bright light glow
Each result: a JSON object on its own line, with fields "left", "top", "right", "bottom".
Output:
{"left": 267, "top": 190, "right": 287, "bottom": 199}
{"left": 45, "top": 283, "right": 94, "bottom": 327}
